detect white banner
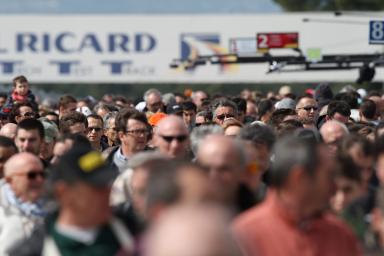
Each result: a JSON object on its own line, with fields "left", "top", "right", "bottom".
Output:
{"left": 0, "top": 14, "right": 382, "bottom": 83}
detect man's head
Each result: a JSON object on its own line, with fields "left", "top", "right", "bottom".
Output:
{"left": 116, "top": 108, "right": 150, "bottom": 154}
{"left": 295, "top": 97, "right": 318, "bottom": 126}
{"left": 50, "top": 147, "right": 118, "bottom": 227}
{"left": 211, "top": 99, "right": 238, "bottom": 126}
{"left": 196, "top": 135, "right": 246, "bottom": 204}
{"left": 58, "top": 95, "right": 77, "bottom": 118}
{"left": 86, "top": 114, "right": 104, "bottom": 146}
{"left": 13, "top": 75, "right": 29, "bottom": 96}
{"left": 15, "top": 118, "right": 44, "bottom": 155}
{"left": 326, "top": 100, "right": 351, "bottom": 124}
{"left": 0, "top": 123, "right": 17, "bottom": 139}
{"left": 330, "top": 154, "right": 363, "bottom": 214}
{"left": 144, "top": 89, "right": 163, "bottom": 113}
{"left": 182, "top": 101, "right": 197, "bottom": 127}
{"left": 0, "top": 136, "right": 17, "bottom": 178}
{"left": 4, "top": 152, "right": 45, "bottom": 203}
{"left": 191, "top": 91, "right": 209, "bottom": 111}
{"left": 153, "top": 115, "right": 189, "bottom": 158}
{"left": 270, "top": 136, "right": 336, "bottom": 216}
{"left": 359, "top": 99, "right": 377, "bottom": 122}
{"left": 39, "top": 118, "right": 59, "bottom": 161}
{"left": 12, "top": 103, "right": 36, "bottom": 124}
{"left": 103, "top": 111, "right": 118, "bottom": 146}
{"left": 320, "top": 120, "right": 349, "bottom": 155}
{"left": 238, "top": 124, "right": 276, "bottom": 174}
{"left": 0, "top": 92, "right": 7, "bottom": 108}
{"left": 59, "top": 111, "right": 88, "bottom": 136}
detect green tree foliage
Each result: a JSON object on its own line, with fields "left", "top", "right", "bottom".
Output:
{"left": 273, "top": 0, "right": 384, "bottom": 11}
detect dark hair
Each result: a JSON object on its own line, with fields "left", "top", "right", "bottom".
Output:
{"left": 196, "top": 110, "right": 212, "bottom": 122}
{"left": 17, "top": 118, "right": 45, "bottom": 139}
{"left": 334, "top": 92, "right": 359, "bottom": 109}
{"left": 269, "top": 108, "right": 297, "bottom": 128}
{"left": 360, "top": 99, "right": 376, "bottom": 120}
{"left": 115, "top": 108, "right": 148, "bottom": 133}
{"left": 276, "top": 119, "right": 304, "bottom": 138}
{"left": 335, "top": 154, "right": 361, "bottom": 183}
{"left": 182, "top": 101, "right": 197, "bottom": 112}
{"left": 257, "top": 99, "right": 274, "bottom": 120}
{"left": 0, "top": 135, "right": 17, "bottom": 152}
{"left": 327, "top": 100, "right": 351, "bottom": 118}
{"left": 12, "top": 75, "right": 28, "bottom": 87}
{"left": 8, "top": 102, "right": 35, "bottom": 123}
{"left": 341, "top": 134, "right": 374, "bottom": 158}
{"left": 211, "top": 99, "right": 238, "bottom": 118}
{"left": 270, "top": 136, "right": 320, "bottom": 187}
{"left": 231, "top": 97, "right": 247, "bottom": 113}
{"left": 0, "top": 93, "right": 7, "bottom": 99}
{"left": 238, "top": 123, "right": 276, "bottom": 150}
{"left": 59, "top": 133, "right": 92, "bottom": 150}
{"left": 59, "top": 112, "right": 88, "bottom": 134}
{"left": 87, "top": 114, "right": 104, "bottom": 126}
{"left": 58, "top": 95, "right": 77, "bottom": 110}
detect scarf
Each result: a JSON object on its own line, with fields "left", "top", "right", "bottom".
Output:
{"left": 3, "top": 183, "right": 46, "bottom": 217}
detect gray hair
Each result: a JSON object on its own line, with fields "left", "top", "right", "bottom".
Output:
{"left": 211, "top": 99, "right": 238, "bottom": 119}
{"left": 270, "top": 135, "right": 319, "bottom": 188}
{"left": 103, "top": 111, "right": 118, "bottom": 129}
{"left": 162, "top": 93, "right": 176, "bottom": 106}
{"left": 190, "top": 125, "right": 223, "bottom": 156}
{"left": 144, "top": 88, "right": 162, "bottom": 102}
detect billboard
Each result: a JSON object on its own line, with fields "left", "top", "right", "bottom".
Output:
{"left": 0, "top": 14, "right": 382, "bottom": 83}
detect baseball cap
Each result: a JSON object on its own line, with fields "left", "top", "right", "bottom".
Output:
{"left": 275, "top": 98, "right": 296, "bottom": 110}
{"left": 166, "top": 103, "right": 183, "bottom": 115}
{"left": 49, "top": 146, "right": 118, "bottom": 187}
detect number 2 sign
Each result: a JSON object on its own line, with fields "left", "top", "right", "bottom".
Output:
{"left": 369, "top": 21, "right": 384, "bottom": 44}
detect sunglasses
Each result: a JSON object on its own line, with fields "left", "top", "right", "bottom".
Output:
{"left": 160, "top": 134, "right": 188, "bottom": 143}
{"left": 126, "top": 129, "right": 150, "bottom": 136}
{"left": 216, "top": 114, "right": 235, "bottom": 121}
{"left": 14, "top": 170, "right": 46, "bottom": 180}
{"left": 300, "top": 106, "right": 318, "bottom": 111}
{"left": 20, "top": 112, "right": 36, "bottom": 117}
{"left": 88, "top": 127, "right": 102, "bottom": 132}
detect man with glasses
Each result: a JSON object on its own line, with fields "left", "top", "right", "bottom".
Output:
{"left": 153, "top": 115, "right": 190, "bottom": 159}
{"left": 0, "top": 152, "right": 46, "bottom": 255}
{"left": 86, "top": 114, "right": 109, "bottom": 152}
{"left": 144, "top": 88, "right": 164, "bottom": 114}
{"left": 211, "top": 99, "right": 238, "bottom": 127}
{"left": 106, "top": 108, "right": 151, "bottom": 171}
{"left": 295, "top": 96, "right": 318, "bottom": 128}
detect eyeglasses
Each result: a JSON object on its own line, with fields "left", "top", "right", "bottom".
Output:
{"left": 126, "top": 129, "right": 150, "bottom": 136}
{"left": 20, "top": 112, "right": 36, "bottom": 118}
{"left": 159, "top": 134, "right": 188, "bottom": 143}
{"left": 88, "top": 127, "right": 102, "bottom": 132}
{"left": 299, "top": 106, "right": 318, "bottom": 111}
{"left": 216, "top": 114, "right": 235, "bottom": 121}
{"left": 14, "top": 170, "right": 46, "bottom": 180}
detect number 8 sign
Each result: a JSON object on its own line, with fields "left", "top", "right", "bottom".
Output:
{"left": 369, "top": 21, "right": 384, "bottom": 44}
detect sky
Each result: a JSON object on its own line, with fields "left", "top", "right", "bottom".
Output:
{"left": 0, "top": 0, "right": 282, "bottom": 14}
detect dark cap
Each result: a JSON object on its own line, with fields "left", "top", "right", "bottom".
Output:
{"left": 166, "top": 103, "right": 183, "bottom": 115}
{"left": 49, "top": 146, "right": 118, "bottom": 186}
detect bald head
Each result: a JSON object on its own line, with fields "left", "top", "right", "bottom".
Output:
{"left": 4, "top": 152, "right": 44, "bottom": 202}
{"left": 320, "top": 120, "right": 348, "bottom": 154}
{"left": 4, "top": 152, "right": 42, "bottom": 177}
{"left": 0, "top": 123, "right": 17, "bottom": 139}
{"left": 196, "top": 135, "right": 246, "bottom": 203}
{"left": 153, "top": 116, "right": 190, "bottom": 158}
{"left": 146, "top": 205, "right": 240, "bottom": 256}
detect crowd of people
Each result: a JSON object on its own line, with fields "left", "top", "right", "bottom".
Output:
{"left": 1, "top": 75, "right": 384, "bottom": 255}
